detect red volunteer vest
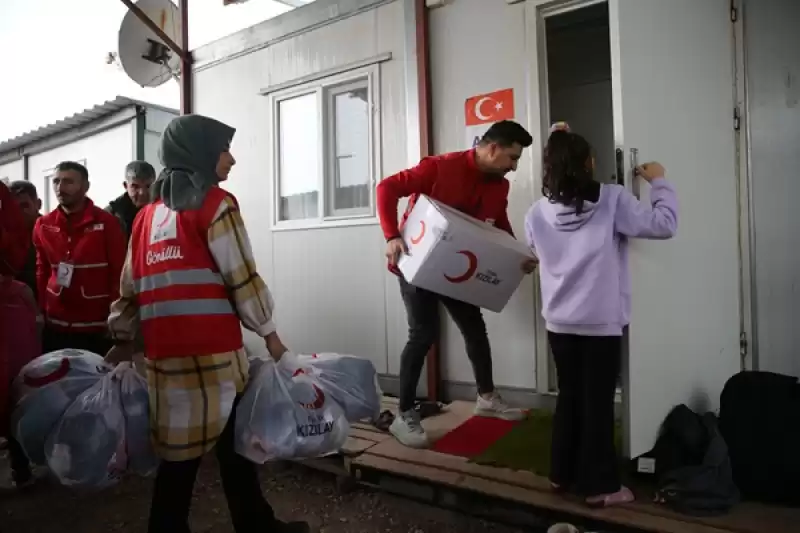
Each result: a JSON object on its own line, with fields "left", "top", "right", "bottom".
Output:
{"left": 130, "top": 186, "right": 243, "bottom": 359}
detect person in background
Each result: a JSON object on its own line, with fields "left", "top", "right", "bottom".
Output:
{"left": 9, "top": 180, "right": 42, "bottom": 297}
{"left": 524, "top": 124, "right": 678, "bottom": 508}
{"left": 33, "top": 161, "right": 127, "bottom": 355}
{"left": 106, "top": 160, "right": 156, "bottom": 241}
{"left": 0, "top": 180, "right": 29, "bottom": 278}
{"left": 105, "top": 115, "right": 310, "bottom": 533}
{"left": 376, "top": 120, "right": 538, "bottom": 449}
{"left": 0, "top": 179, "right": 37, "bottom": 489}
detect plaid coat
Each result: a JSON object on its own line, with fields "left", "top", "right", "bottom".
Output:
{"left": 109, "top": 191, "right": 277, "bottom": 461}
{"left": 145, "top": 350, "right": 248, "bottom": 460}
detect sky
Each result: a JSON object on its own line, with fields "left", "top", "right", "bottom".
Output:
{"left": 0, "top": 0, "right": 295, "bottom": 142}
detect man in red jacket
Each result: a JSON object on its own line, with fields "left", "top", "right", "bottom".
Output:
{"left": 33, "top": 161, "right": 127, "bottom": 355}
{"left": 377, "top": 120, "right": 537, "bottom": 448}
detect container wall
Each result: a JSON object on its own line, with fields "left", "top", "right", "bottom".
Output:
{"left": 744, "top": 0, "right": 800, "bottom": 378}
{"left": 143, "top": 108, "right": 179, "bottom": 176}
{"left": 428, "top": 0, "right": 538, "bottom": 391}
{"left": 28, "top": 121, "right": 136, "bottom": 213}
{"left": 193, "top": 1, "right": 409, "bottom": 374}
{"left": 0, "top": 159, "right": 24, "bottom": 184}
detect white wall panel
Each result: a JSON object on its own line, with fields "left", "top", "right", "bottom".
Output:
{"left": 0, "top": 160, "right": 24, "bottom": 184}
{"left": 28, "top": 122, "right": 136, "bottom": 212}
{"left": 194, "top": 2, "right": 409, "bottom": 374}
{"left": 428, "top": 0, "right": 538, "bottom": 390}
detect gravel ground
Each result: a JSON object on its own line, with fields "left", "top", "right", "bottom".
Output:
{"left": 0, "top": 455, "right": 527, "bottom": 533}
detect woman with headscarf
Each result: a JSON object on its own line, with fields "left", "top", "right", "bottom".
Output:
{"left": 106, "top": 115, "right": 311, "bottom": 533}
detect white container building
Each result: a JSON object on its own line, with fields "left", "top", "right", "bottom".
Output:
{"left": 190, "top": 0, "right": 799, "bottom": 458}
{"left": 0, "top": 97, "right": 178, "bottom": 212}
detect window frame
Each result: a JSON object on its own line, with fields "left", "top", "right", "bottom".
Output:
{"left": 269, "top": 64, "right": 381, "bottom": 231}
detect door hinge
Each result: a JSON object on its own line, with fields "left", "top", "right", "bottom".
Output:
{"left": 730, "top": 0, "right": 738, "bottom": 22}
{"left": 739, "top": 331, "right": 748, "bottom": 358}
{"left": 733, "top": 107, "right": 741, "bottom": 131}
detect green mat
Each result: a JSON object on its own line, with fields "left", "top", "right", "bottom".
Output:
{"left": 470, "top": 409, "right": 622, "bottom": 477}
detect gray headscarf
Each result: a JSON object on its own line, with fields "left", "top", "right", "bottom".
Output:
{"left": 152, "top": 114, "right": 236, "bottom": 211}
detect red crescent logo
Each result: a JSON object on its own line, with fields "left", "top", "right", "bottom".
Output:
{"left": 155, "top": 210, "right": 172, "bottom": 231}
{"left": 410, "top": 221, "right": 426, "bottom": 245}
{"left": 292, "top": 368, "right": 326, "bottom": 410}
{"left": 22, "top": 357, "right": 71, "bottom": 388}
{"left": 444, "top": 250, "right": 478, "bottom": 283}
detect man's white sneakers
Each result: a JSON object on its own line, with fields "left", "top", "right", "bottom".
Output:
{"left": 389, "top": 409, "right": 430, "bottom": 449}
{"left": 391, "top": 394, "right": 526, "bottom": 448}
{"left": 474, "top": 393, "right": 526, "bottom": 421}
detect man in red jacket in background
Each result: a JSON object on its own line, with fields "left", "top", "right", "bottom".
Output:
{"left": 377, "top": 120, "right": 537, "bottom": 448}
{"left": 33, "top": 161, "right": 127, "bottom": 355}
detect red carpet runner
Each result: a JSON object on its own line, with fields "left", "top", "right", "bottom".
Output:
{"left": 430, "top": 416, "right": 521, "bottom": 458}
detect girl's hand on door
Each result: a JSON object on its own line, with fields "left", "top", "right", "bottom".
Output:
{"left": 636, "top": 162, "right": 666, "bottom": 182}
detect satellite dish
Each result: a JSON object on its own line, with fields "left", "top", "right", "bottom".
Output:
{"left": 118, "top": 0, "right": 182, "bottom": 88}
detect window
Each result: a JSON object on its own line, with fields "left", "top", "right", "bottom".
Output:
{"left": 277, "top": 93, "right": 321, "bottom": 221}
{"left": 272, "top": 66, "right": 379, "bottom": 228}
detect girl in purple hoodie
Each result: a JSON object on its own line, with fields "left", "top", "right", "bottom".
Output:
{"left": 524, "top": 126, "right": 678, "bottom": 507}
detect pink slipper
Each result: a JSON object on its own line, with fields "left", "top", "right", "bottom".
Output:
{"left": 585, "top": 485, "right": 635, "bottom": 508}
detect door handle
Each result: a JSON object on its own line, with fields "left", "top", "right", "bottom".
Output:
{"left": 629, "top": 148, "right": 640, "bottom": 199}
{"left": 615, "top": 148, "right": 624, "bottom": 186}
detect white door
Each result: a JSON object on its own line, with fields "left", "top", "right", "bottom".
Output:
{"left": 609, "top": 0, "right": 742, "bottom": 457}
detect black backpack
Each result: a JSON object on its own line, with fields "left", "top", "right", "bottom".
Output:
{"left": 654, "top": 410, "right": 740, "bottom": 516}
{"left": 719, "top": 371, "right": 800, "bottom": 506}
{"left": 637, "top": 405, "right": 739, "bottom": 516}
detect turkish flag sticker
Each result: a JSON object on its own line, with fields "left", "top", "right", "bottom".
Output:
{"left": 465, "top": 88, "right": 515, "bottom": 127}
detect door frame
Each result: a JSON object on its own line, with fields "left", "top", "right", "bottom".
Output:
{"left": 522, "top": 0, "right": 615, "bottom": 394}
{"left": 732, "top": 0, "right": 757, "bottom": 372}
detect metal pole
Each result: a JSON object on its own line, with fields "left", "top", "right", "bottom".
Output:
{"left": 413, "top": 0, "right": 440, "bottom": 403}
{"left": 179, "top": 0, "right": 193, "bottom": 114}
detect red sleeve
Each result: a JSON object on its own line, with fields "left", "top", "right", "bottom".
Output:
{"left": 495, "top": 181, "right": 515, "bottom": 238}
{"left": 376, "top": 157, "right": 439, "bottom": 240}
{"left": 0, "top": 182, "right": 30, "bottom": 276}
{"left": 103, "top": 211, "right": 128, "bottom": 302}
{"left": 32, "top": 219, "right": 49, "bottom": 310}
{"left": 496, "top": 202, "right": 515, "bottom": 238}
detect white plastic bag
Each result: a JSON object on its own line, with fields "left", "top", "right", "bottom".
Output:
{"left": 294, "top": 353, "right": 382, "bottom": 423}
{"left": 44, "top": 370, "right": 127, "bottom": 488}
{"left": 42, "top": 363, "right": 156, "bottom": 487}
{"left": 235, "top": 352, "right": 349, "bottom": 463}
{"left": 10, "top": 349, "right": 111, "bottom": 465}
{"left": 118, "top": 363, "right": 158, "bottom": 477}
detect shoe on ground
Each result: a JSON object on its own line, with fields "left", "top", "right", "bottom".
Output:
{"left": 277, "top": 520, "right": 312, "bottom": 533}
{"left": 548, "top": 524, "right": 580, "bottom": 533}
{"left": 586, "top": 485, "right": 635, "bottom": 508}
{"left": 474, "top": 392, "right": 526, "bottom": 421}
{"left": 389, "top": 409, "right": 429, "bottom": 449}
{"left": 11, "top": 468, "right": 36, "bottom": 490}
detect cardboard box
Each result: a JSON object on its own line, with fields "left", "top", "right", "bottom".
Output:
{"left": 397, "top": 195, "right": 534, "bottom": 313}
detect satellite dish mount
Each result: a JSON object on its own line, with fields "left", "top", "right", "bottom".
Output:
{"left": 118, "top": 0, "right": 192, "bottom": 113}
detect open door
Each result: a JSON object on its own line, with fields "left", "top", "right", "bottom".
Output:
{"left": 609, "top": 0, "right": 742, "bottom": 458}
